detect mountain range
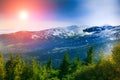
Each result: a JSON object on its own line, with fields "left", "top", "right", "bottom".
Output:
{"left": 0, "top": 25, "right": 120, "bottom": 65}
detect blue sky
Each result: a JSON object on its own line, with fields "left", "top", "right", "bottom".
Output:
{"left": 0, "top": 0, "right": 119, "bottom": 32}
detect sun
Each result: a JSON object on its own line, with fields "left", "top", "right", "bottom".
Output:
{"left": 19, "top": 11, "right": 28, "bottom": 20}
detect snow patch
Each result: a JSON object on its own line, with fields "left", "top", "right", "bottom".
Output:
{"left": 31, "top": 35, "right": 40, "bottom": 39}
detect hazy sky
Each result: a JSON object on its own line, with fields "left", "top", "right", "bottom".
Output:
{"left": 0, "top": 0, "right": 119, "bottom": 32}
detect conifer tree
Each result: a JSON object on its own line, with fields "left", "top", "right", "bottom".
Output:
{"left": 71, "top": 57, "right": 81, "bottom": 72}
{"left": 59, "top": 53, "right": 70, "bottom": 79}
{"left": 5, "top": 54, "right": 15, "bottom": 80}
{"left": 41, "top": 65, "right": 48, "bottom": 80}
{"left": 21, "top": 62, "right": 32, "bottom": 80}
{"left": 111, "top": 44, "right": 120, "bottom": 78}
{"left": 112, "top": 44, "right": 120, "bottom": 65}
{"left": 97, "top": 53, "right": 104, "bottom": 65}
{"left": 0, "top": 53, "right": 5, "bottom": 80}
{"left": 14, "top": 55, "right": 23, "bottom": 80}
{"left": 30, "top": 58, "right": 40, "bottom": 80}
{"left": 84, "top": 46, "right": 94, "bottom": 65}
{"left": 47, "top": 57, "right": 52, "bottom": 70}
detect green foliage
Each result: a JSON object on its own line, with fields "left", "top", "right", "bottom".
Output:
{"left": 74, "top": 44, "right": 120, "bottom": 80}
{"left": 47, "top": 57, "right": 52, "bottom": 70}
{"left": 0, "top": 44, "right": 120, "bottom": 80}
{"left": 112, "top": 44, "right": 120, "bottom": 79}
{"left": 0, "top": 53, "right": 5, "bottom": 80}
{"left": 95, "top": 60, "right": 116, "bottom": 80}
{"left": 5, "top": 54, "right": 24, "bottom": 80}
{"left": 21, "top": 62, "right": 32, "bottom": 80}
{"left": 75, "top": 64, "right": 96, "bottom": 80}
{"left": 71, "top": 57, "right": 81, "bottom": 73}
{"left": 29, "top": 58, "right": 41, "bottom": 80}
{"left": 84, "top": 46, "right": 94, "bottom": 65}
{"left": 59, "top": 53, "right": 70, "bottom": 79}
{"left": 14, "top": 55, "right": 24, "bottom": 80}
{"left": 5, "top": 54, "right": 15, "bottom": 80}
{"left": 97, "top": 53, "right": 104, "bottom": 65}
{"left": 112, "top": 44, "right": 120, "bottom": 65}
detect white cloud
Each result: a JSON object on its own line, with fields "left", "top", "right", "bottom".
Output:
{"left": 81, "top": 0, "right": 119, "bottom": 26}
{"left": 0, "top": 19, "right": 75, "bottom": 33}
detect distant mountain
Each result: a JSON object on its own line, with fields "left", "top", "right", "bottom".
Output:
{"left": 0, "top": 25, "right": 120, "bottom": 65}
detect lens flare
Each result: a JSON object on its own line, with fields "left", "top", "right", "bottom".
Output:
{"left": 19, "top": 11, "right": 28, "bottom": 20}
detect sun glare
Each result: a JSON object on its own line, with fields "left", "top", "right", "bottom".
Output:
{"left": 19, "top": 11, "right": 28, "bottom": 20}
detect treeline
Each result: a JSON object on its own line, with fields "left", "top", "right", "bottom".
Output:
{"left": 0, "top": 45, "right": 120, "bottom": 80}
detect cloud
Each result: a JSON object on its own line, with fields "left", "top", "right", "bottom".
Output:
{"left": 79, "top": 0, "right": 119, "bottom": 26}
{"left": 0, "top": 19, "right": 75, "bottom": 33}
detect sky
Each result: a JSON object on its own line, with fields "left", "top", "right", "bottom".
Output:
{"left": 0, "top": 0, "right": 120, "bottom": 33}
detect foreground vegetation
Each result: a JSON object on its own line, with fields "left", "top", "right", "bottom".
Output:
{"left": 0, "top": 44, "right": 120, "bottom": 80}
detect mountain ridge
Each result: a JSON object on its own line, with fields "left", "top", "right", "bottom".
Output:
{"left": 0, "top": 25, "right": 120, "bottom": 65}
{"left": 0, "top": 25, "right": 119, "bottom": 57}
